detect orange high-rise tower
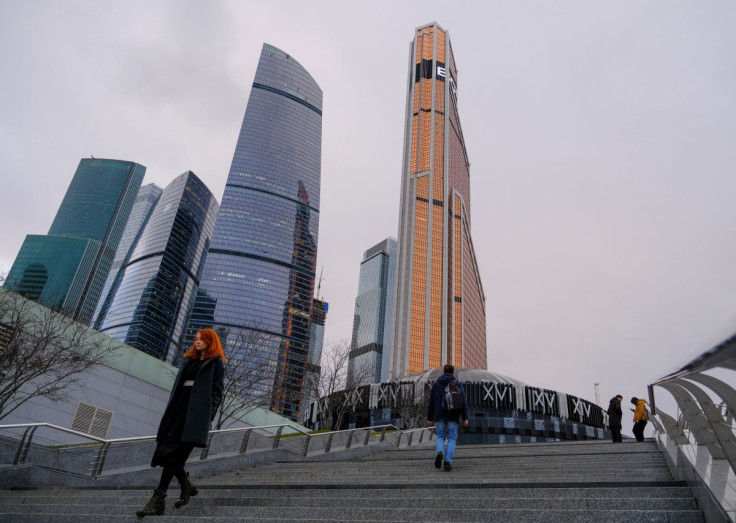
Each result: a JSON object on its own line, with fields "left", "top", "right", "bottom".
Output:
{"left": 393, "top": 22, "right": 487, "bottom": 377}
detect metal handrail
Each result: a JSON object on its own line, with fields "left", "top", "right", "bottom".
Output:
{"left": 0, "top": 422, "right": 435, "bottom": 479}
{"left": 648, "top": 333, "right": 736, "bottom": 474}
{"left": 647, "top": 338, "right": 736, "bottom": 521}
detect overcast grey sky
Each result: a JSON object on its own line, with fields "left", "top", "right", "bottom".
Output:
{"left": 2, "top": 1, "right": 735, "bottom": 435}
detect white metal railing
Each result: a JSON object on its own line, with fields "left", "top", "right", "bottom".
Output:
{"left": 648, "top": 337, "right": 736, "bottom": 471}
{"left": 648, "top": 333, "right": 736, "bottom": 521}
{"left": 0, "top": 422, "right": 435, "bottom": 479}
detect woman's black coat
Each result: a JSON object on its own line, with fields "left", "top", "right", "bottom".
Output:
{"left": 607, "top": 396, "right": 623, "bottom": 429}
{"left": 157, "top": 356, "right": 225, "bottom": 447}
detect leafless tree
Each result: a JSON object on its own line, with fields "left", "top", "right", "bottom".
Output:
{"left": 390, "top": 378, "right": 431, "bottom": 429}
{"left": 213, "top": 327, "right": 276, "bottom": 430}
{"left": 0, "top": 289, "right": 116, "bottom": 421}
{"left": 307, "top": 339, "right": 374, "bottom": 430}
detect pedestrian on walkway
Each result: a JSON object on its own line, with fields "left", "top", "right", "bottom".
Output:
{"left": 607, "top": 395, "right": 623, "bottom": 442}
{"left": 630, "top": 396, "right": 648, "bottom": 442}
{"left": 427, "top": 364, "right": 469, "bottom": 471}
{"left": 137, "top": 328, "right": 225, "bottom": 518}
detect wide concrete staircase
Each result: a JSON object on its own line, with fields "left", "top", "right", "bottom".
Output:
{"left": 0, "top": 439, "right": 705, "bottom": 521}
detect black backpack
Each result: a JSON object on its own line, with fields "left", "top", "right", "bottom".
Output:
{"left": 442, "top": 379, "right": 463, "bottom": 412}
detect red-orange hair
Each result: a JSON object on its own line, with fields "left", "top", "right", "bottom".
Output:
{"left": 183, "top": 328, "right": 226, "bottom": 361}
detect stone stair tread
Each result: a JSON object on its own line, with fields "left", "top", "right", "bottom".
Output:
{"left": 0, "top": 508, "right": 706, "bottom": 522}
{"left": 0, "top": 485, "right": 695, "bottom": 499}
{"left": 0, "top": 495, "right": 698, "bottom": 510}
{"left": 0, "top": 439, "right": 706, "bottom": 521}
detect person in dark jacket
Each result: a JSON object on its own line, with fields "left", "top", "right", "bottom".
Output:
{"left": 607, "top": 395, "right": 623, "bottom": 442}
{"left": 426, "top": 364, "right": 469, "bottom": 471}
{"left": 137, "top": 328, "right": 225, "bottom": 517}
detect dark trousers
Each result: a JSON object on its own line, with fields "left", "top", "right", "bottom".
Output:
{"left": 610, "top": 427, "right": 622, "bottom": 443}
{"left": 157, "top": 465, "right": 187, "bottom": 490}
{"left": 155, "top": 443, "right": 195, "bottom": 491}
{"left": 632, "top": 420, "right": 647, "bottom": 441}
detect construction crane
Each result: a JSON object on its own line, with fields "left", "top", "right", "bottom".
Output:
{"left": 315, "top": 267, "right": 324, "bottom": 300}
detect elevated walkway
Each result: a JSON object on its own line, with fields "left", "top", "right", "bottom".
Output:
{"left": 0, "top": 439, "right": 707, "bottom": 521}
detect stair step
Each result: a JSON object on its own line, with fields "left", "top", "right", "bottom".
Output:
{"left": 0, "top": 439, "right": 705, "bottom": 521}
{"left": 1, "top": 492, "right": 697, "bottom": 515}
{"left": 0, "top": 507, "right": 705, "bottom": 522}
{"left": 0, "top": 485, "right": 696, "bottom": 499}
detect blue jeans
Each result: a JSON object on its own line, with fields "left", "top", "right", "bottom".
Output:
{"left": 435, "top": 419, "right": 459, "bottom": 463}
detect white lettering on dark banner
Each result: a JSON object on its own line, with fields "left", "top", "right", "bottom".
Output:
{"left": 532, "top": 390, "right": 556, "bottom": 414}
{"left": 342, "top": 390, "right": 362, "bottom": 408}
{"left": 572, "top": 398, "right": 591, "bottom": 419}
{"left": 388, "top": 386, "right": 398, "bottom": 406}
{"left": 377, "top": 385, "right": 389, "bottom": 403}
{"left": 483, "top": 383, "right": 511, "bottom": 404}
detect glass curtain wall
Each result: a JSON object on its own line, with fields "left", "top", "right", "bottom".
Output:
{"left": 186, "top": 44, "right": 323, "bottom": 421}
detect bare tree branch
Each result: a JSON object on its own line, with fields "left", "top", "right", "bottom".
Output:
{"left": 0, "top": 289, "right": 116, "bottom": 421}
{"left": 212, "top": 326, "right": 276, "bottom": 430}
{"left": 304, "top": 339, "right": 374, "bottom": 430}
{"left": 387, "top": 378, "right": 430, "bottom": 429}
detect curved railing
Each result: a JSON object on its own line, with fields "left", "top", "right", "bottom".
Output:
{"left": 0, "top": 422, "right": 435, "bottom": 479}
{"left": 648, "top": 333, "right": 736, "bottom": 521}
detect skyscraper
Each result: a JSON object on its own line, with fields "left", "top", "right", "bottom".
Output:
{"left": 393, "top": 23, "right": 487, "bottom": 377}
{"left": 4, "top": 158, "right": 145, "bottom": 322}
{"left": 300, "top": 297, "right": 327, "bottom": 424}
{"left": 348, "top": 238, "right": 397, "bottom": 385}
{"left": 4, "top": 235, "right": 100, "bottom": 312}
{"left": 92, "top": 183, "right": 163, "bottom": 326}
{"left": 96, "top": 171, "right": 218, "bottom": 362}
{"left": 187, "top": 44, "right": 322, "bottom": 421}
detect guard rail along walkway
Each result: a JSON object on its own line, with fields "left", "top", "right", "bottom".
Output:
{"left": 648, "top": 332, "right": 736, "bottom": 522}
{"left": 0, "top": 422, "right": 435, "bottom": 488}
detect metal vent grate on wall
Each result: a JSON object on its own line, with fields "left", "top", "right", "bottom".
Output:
{"left": 71, "top": 401, "right": 114, "bottom": 438}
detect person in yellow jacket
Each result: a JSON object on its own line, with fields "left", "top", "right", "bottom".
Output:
{"left": 630, "top": 397, "right": 648, "bottom": 441}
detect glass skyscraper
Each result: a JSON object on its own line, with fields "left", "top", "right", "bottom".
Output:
{"left": 4, "top": 158, "right": 145, "bottom": 323}
{"left": 393, "top": 23, "right": 487, "bottom": 377}
{"left": 4, "top": 235, "right": 99, "bottom": 312}
{"left": 301, "top": 297, "right": 327, "bottom": 424}
{"left": 96, "top": 171, "right": 218, "bottom": 362}
{"left": 348, "top": 238, "right": 397, "bottom": 385}
{"left": 92, "top": 183, "right": 163, "bottom": 326}
{"left": 187, "top": 44, "right": 322, "bottom": 421}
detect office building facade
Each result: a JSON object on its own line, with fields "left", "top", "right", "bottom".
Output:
{"left": 300, "top": 297, "right": 327, "bottom": 424}
{"left": 93, "top": 183, "right": 163, "bottom": 326}
{"left": 348, "top": 238, "right": 397, "bottom": 385}
{"left": 187, "top": 44, "right": 322, "bottom": 421}
{"left": 96, "top": 171, "right": 218, "bottom": 362}
{"left": 393, "top": 23, "right": 487, "bottom": 377}
{"left": 4, "top": 235, "right": 100, "bottom": 312}
{"left": 4, "top": 158, "right": 145, "bottom": 322}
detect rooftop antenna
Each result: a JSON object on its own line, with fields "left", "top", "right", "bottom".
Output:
{"left": 594, "top": 382, "right": 601, "bottom": 406}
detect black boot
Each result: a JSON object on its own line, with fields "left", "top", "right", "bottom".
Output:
{"left": 174, "top": 472, "right": 198, "bottom": 508}
{"left": 136, "top": 489, "right": 166, "bottom": 517}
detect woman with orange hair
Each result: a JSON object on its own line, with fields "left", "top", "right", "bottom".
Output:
{"left": 137, "top": 329, "right": 225, "bottom": 517}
